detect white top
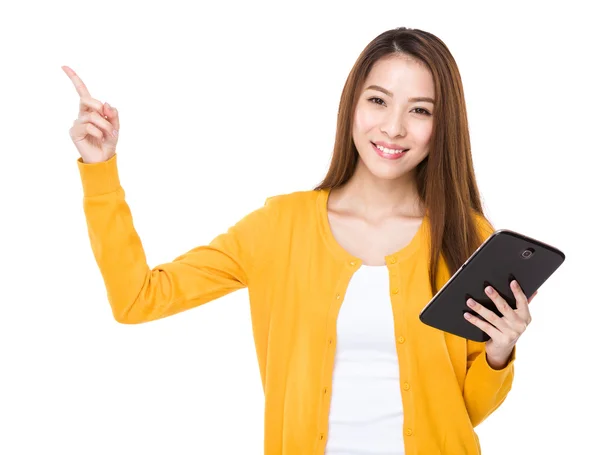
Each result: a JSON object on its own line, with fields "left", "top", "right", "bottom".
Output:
{"left": 325, "top": 264, "right": 405, "bottom": 455}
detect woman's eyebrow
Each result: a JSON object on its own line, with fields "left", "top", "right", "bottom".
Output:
{"left": 365, "top": 85, "right": 435, "bottom": 104}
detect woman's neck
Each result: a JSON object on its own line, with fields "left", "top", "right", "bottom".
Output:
{"left": 330, "top": 164, "right": 425, "bottom": 222}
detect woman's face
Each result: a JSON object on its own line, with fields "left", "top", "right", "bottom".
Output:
{"left": 352, "top": 54, "right": 435, "bottom": 181}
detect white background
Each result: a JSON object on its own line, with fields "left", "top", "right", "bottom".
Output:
{"left": 1, "top": 1, "right": 598, "bottom": 454}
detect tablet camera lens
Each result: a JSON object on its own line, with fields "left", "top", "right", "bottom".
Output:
{"left": 521, "top": 248, "right": 534, "bottom": 259}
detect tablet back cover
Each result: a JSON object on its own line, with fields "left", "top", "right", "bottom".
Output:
{"left": 419, "top": 230, "right": 565, "bottom": 342}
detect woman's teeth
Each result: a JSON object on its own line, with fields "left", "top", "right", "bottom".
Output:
{"left": 375, "top": 144, "right": 406, "bottom": 155}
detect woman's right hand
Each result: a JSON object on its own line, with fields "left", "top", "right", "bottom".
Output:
{"left": 63, "top": 66, "right": 120, "bottom": 164}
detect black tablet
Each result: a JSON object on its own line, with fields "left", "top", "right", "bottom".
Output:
{"left": 418, "top": 229, "right": 565, "bottom": 342}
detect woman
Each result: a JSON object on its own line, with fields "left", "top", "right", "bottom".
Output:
{"left": 64, "top": 27, "right": 536, "bottom": 455}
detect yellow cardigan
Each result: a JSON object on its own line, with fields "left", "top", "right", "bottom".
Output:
{"left": 77, "top": 153, "right": 515, "bottom": 455}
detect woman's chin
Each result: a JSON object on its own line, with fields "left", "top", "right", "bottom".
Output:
{"left": 367, "top": 165, "right": 407, "bottom": 181}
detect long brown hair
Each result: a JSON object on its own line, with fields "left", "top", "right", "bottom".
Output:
{"left": 314, "top": 27, "right": 494, "bottom": 296}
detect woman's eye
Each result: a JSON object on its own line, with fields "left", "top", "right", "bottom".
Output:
{"left": 367, "top": 98, "right": 431, "bottom": 116}
{"left": 413, "top": 107, "right": 431, "bottom": 116}
{"left": 368, "top": 97, "right": 385, "bottom": 106}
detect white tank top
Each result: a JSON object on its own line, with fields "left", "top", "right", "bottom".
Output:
{"left": 325, "top": 264, "right": 405, "bottom": 455}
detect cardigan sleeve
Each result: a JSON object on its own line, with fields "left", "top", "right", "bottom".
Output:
{"left": 462, "top": 210, "right": 516, "bottom": 427}
{"left": 463, "top": 340, "right": 515, "bottom": 427}
{"left": 77, "top": 153, "right": 277, "bottom": 324}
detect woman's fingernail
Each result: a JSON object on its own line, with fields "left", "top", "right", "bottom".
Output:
{"left": 112, "top": 130, "right": 118, "bottom": 137}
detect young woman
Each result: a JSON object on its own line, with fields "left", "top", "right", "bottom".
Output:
{"left": 64, "top": 27, "right": 536, "bottom": 455}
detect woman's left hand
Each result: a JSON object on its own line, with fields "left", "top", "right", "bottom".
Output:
{"left": 464, "top": 280, "right": 538, "bottom": 367}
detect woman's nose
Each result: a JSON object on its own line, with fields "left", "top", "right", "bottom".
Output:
{"left": 380, "top": 111, "right": 407, "bottom": 137}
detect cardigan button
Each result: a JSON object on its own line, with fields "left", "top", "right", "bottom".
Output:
{"left": 392, "top": 288, "right": 399, "bottom": 294}
{"left": 389, "top": 257, "right": 397, "bottom": 264}
{"left": 405, "top": 428, "right": 413, "bottom": 436}
{"left": 349, "top": 260, "right": 356, "bottom": 266}
{"left": 397, "top": 336, "right": 405, "bottom": 344}
{"left": 403, "top": 382, "right": 410, "bottom": 390}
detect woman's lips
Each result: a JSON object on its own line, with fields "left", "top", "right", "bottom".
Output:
{"left": 371, "top": 142, "right": 408, "bottom": 160}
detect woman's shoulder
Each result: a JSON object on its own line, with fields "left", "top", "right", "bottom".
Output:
{"left": 258, "top": 189, "right": 327, "bottom": 235}
{"left": 264, "top": 188, "right": 324, "bottom": 212}
{"left": 470, "top": 208, "right": 495, "bottom": 239}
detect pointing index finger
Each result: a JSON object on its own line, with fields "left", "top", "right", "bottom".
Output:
{"left": 62, "top": 66, "right": 91, "bottom": 98}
